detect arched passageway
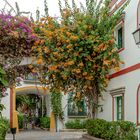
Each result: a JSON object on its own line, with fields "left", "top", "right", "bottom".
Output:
{"left": 10, "top": 86, "right": 56, "bottom": 132}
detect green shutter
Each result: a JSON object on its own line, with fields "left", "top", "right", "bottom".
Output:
{"left": 117, "top": 27, "right": 123, "bottom": 49}
{"left": 117, "top": 96, "right": 122, "bottom": 120}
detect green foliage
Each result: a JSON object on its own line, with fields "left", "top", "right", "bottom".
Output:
{"left": 0, "top": 66, "right": 8, "bottom": 99}
{"left": 0, "top": 118, "right": 9, "bottom": 140}
{"left": 40, "top": 116, "right": 50, "bottom": 128}
{"left": 50, "top": 90, "right": 64, "bottom": 120}
{"left": 0, "top": 67, "right": 8, "bottom": 88}
{"left": 86, "top": 119, "right": 108, "bottom": 138}
{"left": 0, "top": 104, "right": 5, "bottom": 118}
{"left": 86, "top": 119, "right": 137, "bottom": 140}
{"left": 65, "top": 119, "right": 86, "bottom": 129}
{"left": 33, "top": 0, "right": 130, "bottom": 118}
{"left": 16, "top": 95, "right": 37, "bottom": 110}
{"left": 0, "top": 66, "right": 7, "bottom": 118}
{"left": 18, "top": 114, "right": 24, "bottom": 129}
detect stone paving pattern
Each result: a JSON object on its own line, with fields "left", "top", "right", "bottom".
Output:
{"left": 6, "top": 130, "right": 87, "bottom": 140}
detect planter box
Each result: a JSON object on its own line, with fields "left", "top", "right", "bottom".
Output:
{"left": 82, "top": 134, "right": 104, "bottom": 140}
{"left": 60, "top": 129, "right": 87, "bottom": 132}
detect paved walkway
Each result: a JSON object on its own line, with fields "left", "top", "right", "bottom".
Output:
{"left": 6, "top": 130, "right": 87, "bottom": 140}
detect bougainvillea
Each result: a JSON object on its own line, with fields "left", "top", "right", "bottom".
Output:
{"left": 32, "top": 0, "right": 128, "bottom": 117}
{"left": 0, "top": 14, "right": 37, "bottom": 60}
{"left": 0, "top": 13, "right": 37, "bottom": 93}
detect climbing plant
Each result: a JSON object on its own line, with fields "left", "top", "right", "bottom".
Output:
{"left": 50, "top": 89, "right": 64, "bottom": 120}
{"left": 33, "top": 0, "right": 129, "bottom": 118}
{"left": 0, "top": 66, "right": 8, "bottom": 93}
{"left": 0, "top": 13, "right": 38, "bottom": 95}
{"left": 0, "top": 66, "right": 7, "bottom": 117}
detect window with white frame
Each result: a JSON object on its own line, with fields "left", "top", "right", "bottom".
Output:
{"left": 116, "top": 96, "right": 123, "bottom": 120}
{"left": 110, "top": 87, "right": 125, "bottom": 121}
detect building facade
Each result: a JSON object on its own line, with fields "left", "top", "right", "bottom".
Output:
{"left": 97, "top": 0, "right": 140, "bottom": 131}
{"left": 1, "top": 0, "right": 140, "bottom": 135}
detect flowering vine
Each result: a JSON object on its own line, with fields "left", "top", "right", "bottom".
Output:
{"left": 32, "top": 0, "right": 128, "bottom": 118}
{"left": 0, "top": 13, "right": 37, "bottom": 94}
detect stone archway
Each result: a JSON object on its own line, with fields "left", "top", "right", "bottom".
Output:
{"left": 10, "top": 86, "right": 56, "bottom": 132}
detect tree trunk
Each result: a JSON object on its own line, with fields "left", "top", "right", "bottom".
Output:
{"left": 86, "top": 81, "right": 99, "bottom": 119}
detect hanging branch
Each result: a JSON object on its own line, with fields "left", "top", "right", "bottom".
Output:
{"left": 86, "top": 0, "right": 90, "bottom": 9}
{"left": 58, "top": 0, "right": 63, "bottom": 15}
{"left": 36, "top": 8, "right": 40, "bottom": 22}
{"left": 2, "top": 0, "right": 16, "bottom": 14}
{"left": 15, "top": 2, "right": 20, "bottom": 15}
{"left": 30, "top": 13, "right": 34, "bottom": 22}
{"left": 87, "top": 0, "right": 96, "bottom": 16}
{"left": 96, "top": 0, "right": 103, "bottom": 14}
{"left": 7, "top": 9, "right": 13, "bottom": 15}
{"left": 1, "top": 0, "right": 30, "bottom": 16}
{"left": 15, "top": 2, "right": 30, "bottom": 16}
{"left": 64, "top": 0, "right": 70, "bottom": 9}
{"left": 72, "top": 0, "right": 77, "bottom": 10}
{"left": 80, "top": 2, "right": 85, "bottom": 12}
{"left": 1, "top": 3, "right": 7, "bottom": 13}
{"left": 44, "top": 0, "right": 49, "bottom": 17}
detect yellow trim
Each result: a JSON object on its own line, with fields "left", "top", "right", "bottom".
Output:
{"left": 16, "top": 86, "right": 49, "bottom": 94}
{"left": 14, "top": 86, "right": 56, "bottom": 131}
{"left": 50, "top": 112, "right": 56, "bottom": 132}
{"left": 12, "top": 86, "right": 19, "bottom": 132}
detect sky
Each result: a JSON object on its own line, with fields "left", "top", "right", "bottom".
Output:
{"left": 1, "top": 0, "right": 85, "bottom": 18}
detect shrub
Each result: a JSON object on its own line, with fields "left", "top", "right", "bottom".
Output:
{"left": 86, "top": 119, "right": 108, "bottom": 139}
{"left": 116, "top": 121, "right": 136, "bottom": 140}
{"left": 40, "top": 116, "right": 50, "bottom": 128}
{"left": 86, "top": 119, "right": 136, "bottom": 140}
{"left": 0, "top": 118, "right": 9, "bottom": 140}
{"left": 65, "top": 119, "right": 86, "bottom": 129}
{"left": 18, "top": 114, "right": 24, "bottom": 129}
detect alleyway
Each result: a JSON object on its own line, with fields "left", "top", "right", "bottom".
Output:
{"left": 6, "top": 130, "right": 87, "bottom": 140}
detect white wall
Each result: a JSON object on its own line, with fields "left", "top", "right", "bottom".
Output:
{"left": 1, "top": 88, "right": 10, "bottom": 119}
{"left": 97, "top": 0, "right": 140, "bottom": 123}
{"left": 119, "top": 0, "right": 140, "bottom": 68}
{"left": 98, "top": 69, "right": 140, "bottom": 123}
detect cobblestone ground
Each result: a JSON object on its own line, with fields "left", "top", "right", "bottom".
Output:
{"left": 6, "top": 130, "right": 87, "bottom": 140}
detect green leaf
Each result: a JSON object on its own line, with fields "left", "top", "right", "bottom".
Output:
{"left": 0, "top": 78, "right": 8, "bottom": 86}
{"left": 0, "top": 68, "right": 5, "bottom": 75}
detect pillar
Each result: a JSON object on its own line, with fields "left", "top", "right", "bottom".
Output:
{"left": 50, "top": 112, "right": 56, "bottom": 132}
{"left": 10, "top": 86, "right": 19, "bottom": 132}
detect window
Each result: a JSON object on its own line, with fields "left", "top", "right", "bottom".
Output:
{"left": 116, "top": 96, "right": 123, "bottom": 120}
{"left": 115, "top": 25, "right": 124, "bottom": 50}
{"left": 115, "top": 23, "right": 124, "bottom": 50}
{"left": 110, "top": 87, "right": 125, "bottom": 121}
{"left": 68, "top": 92, "right": 87, "bottom": 117}
{"left": 117, "top": 27, "right": 123, "bottom": 49}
